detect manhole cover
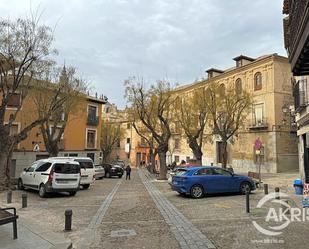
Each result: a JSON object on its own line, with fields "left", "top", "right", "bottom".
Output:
{"left": 110, "top": 229, "right": 137, "bottom": 237}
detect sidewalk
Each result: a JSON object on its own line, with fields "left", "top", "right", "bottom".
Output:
{"left": 0, "top": 217, "right": 72, "bottom": 249}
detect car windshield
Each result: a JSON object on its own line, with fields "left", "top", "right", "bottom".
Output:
{"left": 76, "top": 161, "right": 93, "bottom": 168}
{"left": 53, "top": 163, "right": 80, "bottom": 174}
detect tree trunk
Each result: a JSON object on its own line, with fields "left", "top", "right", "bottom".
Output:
{"left": 158, "top": 151, "right": 167, "bottom": 180}
{"left": 222, "top": 140, "right": 228, "bottom": 169}
{"left": 48, "top": 142, "right": 59, "bottom": 157}
{"left": 188, "top": 138, "right": 203, "bottom": 165}
{"left": 0, "top": 150, "right": 12, "bottom": 190}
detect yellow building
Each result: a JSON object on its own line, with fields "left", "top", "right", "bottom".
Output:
{"left": 169, "top": 54, "right": 298, "bottom": 173}
{"left": 5, "top": 88, "right": 105, "bottom": 177}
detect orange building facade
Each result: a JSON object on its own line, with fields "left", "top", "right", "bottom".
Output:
{"left": 4, "top": 91, "right": 105, "bottom": 177}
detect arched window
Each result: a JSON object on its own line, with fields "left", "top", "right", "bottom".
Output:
{"left": 235, "top": 78, "right": 242, "bottom": 94}
{"left": 219, "top": 84, "right": 225, "bottom": 97}
{"left": 254, "top": 72, "right": 262, "bottom": 90}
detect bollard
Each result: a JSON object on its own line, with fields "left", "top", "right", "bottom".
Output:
{"left": 264, "top": 184, "right": 269, "bottom": 195}
{"left": 246, "top": 191, "right": 250, "bottom": 213}
{"left": 22, "top": 193, "right": 27, "bottom": 208}
{"left": 7, "top": 191, "right": 12, "bottom": 204}
{"left": 275, "top": 187, "right": 280, "bottom": 200}
{"left": 65, "top": 209, "right": 73, "bottom": 231}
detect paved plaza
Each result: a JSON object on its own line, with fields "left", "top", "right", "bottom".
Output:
{"left": 1, "top": 169, "right": 309, "bottom": 249}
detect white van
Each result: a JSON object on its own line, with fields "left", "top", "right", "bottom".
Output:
{"left": 50, "top": 157, "right": 95, "bottom": 189}
{"left": 18, "top": 158, "right": 80, "bottom": 197}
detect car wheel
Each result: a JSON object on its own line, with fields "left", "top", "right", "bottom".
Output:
{"left": 18, "top": 178, "right": 24, "bottom": 190}
{"left": 39, "top": 184, "right": 47, "bottom": 198}
{"left": 240, "top": 182, "right": 251, "bottom": 194}
{"left": 83, "top": 184, "right": 90, "bottom": 189}
{"left": 118, "top": 175, "right": 122, "bottom": 178}
{"left": 190, "top": 185, "right": 204, "bottom": 198}
{"left": 106, "top": 172, "right": 111, "bottom": 178}
{"left": 69, "top": 191, "right": 77, "bottom": 196}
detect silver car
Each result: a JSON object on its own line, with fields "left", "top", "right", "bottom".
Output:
{"left": 94, "top": 165, "right": 105, "bottom": 179}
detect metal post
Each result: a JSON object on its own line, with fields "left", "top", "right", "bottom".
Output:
{"left": 275, "top": 187, "right": 280, "bottom": 200}
{"left": 7, "top": 191, "right": 12, "bottom": 204}
{"left": 246, "top": 191, "right": 250, "bottom": 213}
{"left": 264, "top": 184, "right": 269, "bottom": 195}
{"left": 22, "top": 193, "right": 27, "bottom": 208}
{"left": 65, "top": 209, "right": 72, "bottom": 231}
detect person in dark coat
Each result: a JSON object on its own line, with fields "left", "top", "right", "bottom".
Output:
{"left": 126, "top": 165, "right": 132, "bottom": 180}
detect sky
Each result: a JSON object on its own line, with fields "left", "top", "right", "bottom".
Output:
{"left": 1, "top": 0, "right": 287, "bottom": 108}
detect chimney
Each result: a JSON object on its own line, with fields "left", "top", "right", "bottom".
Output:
{"left": 206, "top": 68, "right": 224, "bottom": 79}
{"left": 233, "top": 55, "right": 255, "bottom": 68}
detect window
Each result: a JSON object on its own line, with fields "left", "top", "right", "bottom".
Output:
{"left": 219, "top": 84, "right": 225, "bottom": 97}
{"left": 53, "top": 163, "right": 80, "bottom": 174}
{"left": 87, "top": 129, "right": 96, "bottom": 148}
{"left": 254, "top": 72, "right": 262, "bottom": 90}
{"left": 253, "top": 103, "right": 264, "bottom": 125}
{"left": 186, "top": 156, "right": 190, "bottom": 162}
{"left": 88, "top": 105, "right": 97, "bottom": 118}
{"left": 175, "top": 138, "right": 180, "bottom": 150}
{"left": 174, "top": 155, "right": 180, "bottom": 163}
{"left": 235, "top": 78, "right": 242, "bottom": 94}
{"left": 127, "top": 138, "right": 131, "bottom": 144}
{"left": 127, "top": 123, "right": 131, "bottom": 129}
{"left": 236, "top": 60, "right": 243, "bottom": 68}
{"left": 7, "top": 93, "right": 21, "bottom": 108}
{"left": 87, "top": 153, "right": 95, "bottom": 162}
{"left": 212, "top": 168, "right": 231, "bottom": 176}
{"left": 116, "top": 138, "right": 120, "bottom": 147}
{"left": 69, "top": 153, "right": 78, "bottom": 157}
{"left": 36, "top": 163, "right": 52, "bottom": 172}
{"left": 27, "top": 163, "right": 37, "bottom": 172}
{"left": 194, "top": 168, "right": 213, "bottom": 175}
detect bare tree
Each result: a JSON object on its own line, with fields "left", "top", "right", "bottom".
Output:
{"left": 131, "top": 122, "right": 157, "bottom": 173}
{"left": 33, "top": 65, "right": 87, "bottom": 157}
{"left": 205, "top": 83, "right": 252, "bottom": 168}
{"left": 0, "top": 17, "right": 57, "bottom": 188}
{"left": 174, "top": 90, "right": 209, "bottom": 165}
{"left": 125, "top": 77, "right": 174, "bottom": 179}
{"left": 100, "top": 121, "right": 124, "bottom": 163}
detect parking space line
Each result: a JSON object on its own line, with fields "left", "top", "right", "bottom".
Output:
{"left": 139, "top": 169, "right": 216, "bottom": 249}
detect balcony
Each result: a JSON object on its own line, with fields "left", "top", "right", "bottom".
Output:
{"left": 283, "top": 0, "right": 309, "bottom": 75}
{"left": 249, "top": 118, "right": 268, "bottom": 130}
{"left": 294, "top": 79, "right": 308, "bottom": 112}
{"left": 87, "top": 115, "right": 99, "bottom": 126}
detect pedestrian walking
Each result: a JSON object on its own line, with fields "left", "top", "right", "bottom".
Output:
{"left": 126, "top": 165, "right": 131, "bottom": 180}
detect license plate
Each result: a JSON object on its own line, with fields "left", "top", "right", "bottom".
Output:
{"left": 58, "top": 180, "right": 69, "bottom": 184}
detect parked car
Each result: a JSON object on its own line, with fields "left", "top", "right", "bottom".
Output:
{"left": 17, "top": 158, "right": 80, "bottom": 198}
{"left": 102, "top": 163, "right": 124, "bottom": 178}
{"left": 50, "top": 157, "right": 95, "bottom": 189}
{"left": 111, "top": 160, "right": 125, "bottom": 169}
{"left": 171, "top": 166, "right": 256, "bottom": 198}
{"left": 94, "top": 164, "right": 105, "bottom": 179}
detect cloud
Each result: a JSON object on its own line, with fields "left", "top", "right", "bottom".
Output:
{"left": 1, "top": 0, "right": 286, "bottom": 107}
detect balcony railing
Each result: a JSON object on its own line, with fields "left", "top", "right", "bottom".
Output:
{"left": 294, "top": 79, "right": 308, "bottom": 112}
{"left": 249, "top": 118, "right": 268, "bottom": 130}
{"left": 87, "top": 115, "right": 99, "bottom": 126}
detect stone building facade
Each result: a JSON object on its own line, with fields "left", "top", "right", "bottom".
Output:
{"left": 169, "top": 54, "right": 298, "bottom": 173}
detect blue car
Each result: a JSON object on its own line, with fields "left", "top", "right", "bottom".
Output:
{"left": 171, "top": 166, "right": 256, "bottom": 198}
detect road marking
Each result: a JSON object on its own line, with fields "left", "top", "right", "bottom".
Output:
{"left": 139, "top": 169, "right": 216, "bottom": 249}
{"left": 88, "top": 180, "right": 122, "bottom": 229}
